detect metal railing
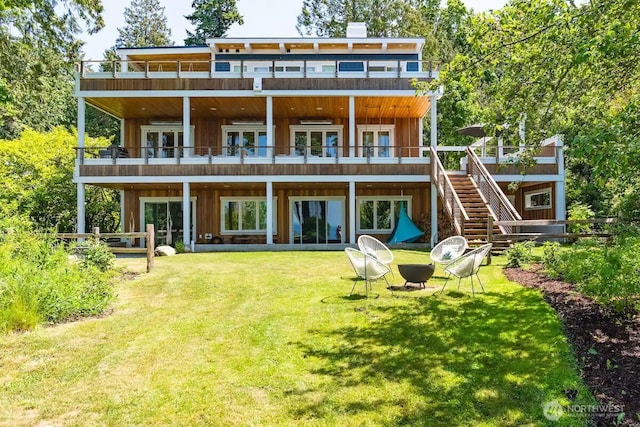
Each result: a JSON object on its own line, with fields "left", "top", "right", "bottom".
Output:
{"left": 76, "top": 144, "right": 430, "bottom": 165}
{"left": 430, "top": 147, "right": 469, "bottom": 236}
{"left": 77, "top": 59, "right": 440, "bottom": 79}
{"left": 466, "top": 147, "right": 522, "bottom": 234}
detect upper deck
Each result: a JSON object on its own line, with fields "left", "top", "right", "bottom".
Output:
{"left": 76, "top": 36, "right": 439, "bottom": 92}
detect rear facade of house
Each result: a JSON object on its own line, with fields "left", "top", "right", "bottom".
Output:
{"left": 74, "top": 23, "right": 566, "bottom": 250}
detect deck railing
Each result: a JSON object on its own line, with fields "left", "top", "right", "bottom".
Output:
{"left": 430, "top": 147, "right": 469, "bottom": 236}
{"left": 77, "top": 59, "right": 440, "bottom": 79}
{"left": 466, "top": 147, "right": 522, "bottom": 234}
{"left": 76, "top": 145, "right": 429, "bottom": 165}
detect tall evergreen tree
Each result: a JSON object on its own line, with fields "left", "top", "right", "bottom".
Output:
{"left": 115, "top": 0, "right": 173, "bottom": 48}
{"left": 0, "top": 0, "right": 104, "bottom": 139}
{"left": 184, "top": 0, "right": 243, "bottom": 45}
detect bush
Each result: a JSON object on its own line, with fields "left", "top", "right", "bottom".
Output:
{"left": 0, "top": 231, "right": 116, "bottom": 333}
{"left": 174, "top": 240, "right": 186, "bottom": 254}
{"left": 73, "top": 239, "right": 115, "bottom": 271}
{"left": 541, "top": 241, "right": 562, "bottom": 278}
{"left": 541, "top": 236, "right": 640, "bottom": 313}
{"left": 505, "top": 241, "right": 535, "bottom": 268}
{"left": 567, "top": 202, "right": 595, "bottom": 233}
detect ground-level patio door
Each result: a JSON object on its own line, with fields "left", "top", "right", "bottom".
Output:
{"left": 290, "top": 197, "right": 344, "bottom": 244}
{"left": 140, "top": 197, "right": 196, "bottom": 246}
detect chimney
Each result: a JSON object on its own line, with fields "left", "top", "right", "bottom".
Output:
{"left": 346, "top": 22, "right": 367, "bottom": 38}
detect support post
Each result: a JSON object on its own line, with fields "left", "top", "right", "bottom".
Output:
{"left": 183, "top": 96, "right": 190, "bottom": 158}
{"left": 430, "top": 183, "right": 437, "bottom": 247}
{"left": 349, "top": 181, "right": 356, "bottom": 244}
{"left": 266, "top": 181, "right": 273, "bottom": 244}
{"left": 430, "top": 95, "right": 437, "bottom": 148}
{"left": 77, "top": 97, "right": 85, "bottom": 162}
{"left": 266, "top": 96, "right": 273, "bottom": 158}
{"left": 487, "top": 216, "right": 493, "bottom": 265}
{"left": 182, "top": 182, "right": 191, "bottom": 248}
{"left": 146, "top": 224, "right": 154, "bottom": 272}
{"left": 77, "top": 183, "right": 85, "bottom": 235}
{"left": 349, "top": 96, "right": 356, "bottom": 157}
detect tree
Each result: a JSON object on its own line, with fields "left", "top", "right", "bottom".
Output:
{"left": 0, "top": 128, "right": 120, "bottom": 232}
{"left": 184, "top": 0, "right": 243, "bottom": 45}
{"left": 115, "top": 0, "right": 173, "bottom": 49}
{"left": 0, "top": 0, "right": 104, "bottom": 139}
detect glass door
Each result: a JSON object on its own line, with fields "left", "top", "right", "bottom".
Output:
{"left": 291, "top": 199, "right": 343, "bottom": 244}
{"left": 144, "top": 201, "right": 193, "bottom": 246}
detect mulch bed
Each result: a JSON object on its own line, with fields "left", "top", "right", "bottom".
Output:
{"left": 504, "top": 265, "right": 640, "bottom": 426}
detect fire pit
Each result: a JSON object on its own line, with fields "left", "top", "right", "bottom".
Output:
{"left": 398, "top": 264, "right": 435, "bottom": 288}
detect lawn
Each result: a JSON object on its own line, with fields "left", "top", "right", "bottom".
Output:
{"left": 0, "top": 250, "right": 593, "bottom": 426}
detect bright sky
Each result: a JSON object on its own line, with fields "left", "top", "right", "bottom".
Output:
{"left": 81, "top": 0, "right": 508, "bottom": 60}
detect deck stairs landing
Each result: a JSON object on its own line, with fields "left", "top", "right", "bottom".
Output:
{"left": 446, "top": 174, "right": 509, "bottom": 250}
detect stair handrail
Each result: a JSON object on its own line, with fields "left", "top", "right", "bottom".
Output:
{"left": 466, "top": 147, "right": 522, "bottom": 234}
{"left": 430, "top": 147, "right": 470, "bottom": 236}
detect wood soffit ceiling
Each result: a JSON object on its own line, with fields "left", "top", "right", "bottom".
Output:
{"left": 87, "top": 96, "right": 431, "bottom": 120}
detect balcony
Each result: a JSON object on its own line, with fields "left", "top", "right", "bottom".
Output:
{"left": 77, "top": 59, "right": 440, "bottom": 81}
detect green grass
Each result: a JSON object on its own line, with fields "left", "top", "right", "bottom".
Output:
{"left": 0, "top": 250, "right": 594, "bottom": 426}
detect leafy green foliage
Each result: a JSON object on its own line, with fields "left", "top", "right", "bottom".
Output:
{"left": 505, "top": 240, "right": 535, "bottom": 268}
{"left": 0, "top": 230, "right": 115, "bottom": 333}
{"left": 173, "top": 240, "right": 186, "bottom": 254}
{"left": 184, "top": 0, "right": 243, "bottom": 45}
{"left": 0, "top": 0, "right": 103, "bottom": 138}
{"left": 73, "top": 239, "right": 116, "bottom": 272}
{"left": 541, "top": 241, "right": 561, "bottom": 278}
{"left": 0, "top": 128, "right": 120, "bottom": 232}
{"left": 543, "top": 235, "right": 640, "bottom": 313}
{"left": 567, "top": 202, "right": 595, "bottom": 233}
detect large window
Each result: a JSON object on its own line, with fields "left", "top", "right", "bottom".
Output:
{"left": 142, "top": 125, "right": 195, "bottom": 158}
{"left": 357, "top": 197, "right": 411, "bottom": 233}
{"left": 222, "top": 125, "right": 271, "bottom": 157}
{"left": 289, "top": 125, "right": 343, "bottom": 157}
{"left": 221, "top": 197, "right": 277, "bottom": 234}
{"left": 357, "top": 125, "right": 395, "bottom": 158}
{"left": 524, "top": 188, "right": 552, "bottom": 210}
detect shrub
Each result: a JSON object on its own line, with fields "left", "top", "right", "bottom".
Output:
{"left": 505, "top": 241, "right": 535, "bottom": 268}
{"left": 174, "top": 240, "right": 186, "bottom": 254}
{"left": 567, "top": 202, "right": 595, "bottom": 233}
{"left": 541, "top": 236, "right": 640, "bottom": 313}
{"left": 541, "top": 241, "right": 562, "bottom": 278}
{"left": 73, "top": 239, "right": 115, "bottom": 271}
{"left": 0, "top": 231, "right": 116, "bottom": 333}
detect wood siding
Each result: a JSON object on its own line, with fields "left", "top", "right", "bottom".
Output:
{"left": 123, "top": 184, "right": 430, "bottom": 245}
{"left": 80, "top": 77, "right": 428, "bottom": 92}
{"left": 502, "top": 182, "right": 556, "bottom": 220}
{"left": 79, "top": 163, "right": 430, "bottom": 177}
{"left": 483, "top": 163, "right": 558, "bottom": 175}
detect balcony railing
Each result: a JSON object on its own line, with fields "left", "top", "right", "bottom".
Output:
{"left": 76, "top": 145, "right": 430, "bottom": 165}
{"left": 77, "top": 59, "right": 440, "bottom": 79}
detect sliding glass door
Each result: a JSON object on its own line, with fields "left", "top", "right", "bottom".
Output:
{"left": 142, "top": 198, "right": 195, "bottom": 246}
{"left": 291, "top": 199, "right": 344, "bottom": 244}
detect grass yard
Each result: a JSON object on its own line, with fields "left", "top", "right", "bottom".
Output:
{"left": 0, "top": 250, "right": 593, "bottom": 426}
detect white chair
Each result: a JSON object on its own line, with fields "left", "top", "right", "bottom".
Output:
{"left": 357, "top": 235, "right": 394, "bottom": 266}
{"left": 440, "top": 243, "right": 493, "bottom": 296}
{"left": 345, "top": 247, "right": 391, "bottom": 297}
{"left": 430, "top": 236, "right": 469, "bottom": 265}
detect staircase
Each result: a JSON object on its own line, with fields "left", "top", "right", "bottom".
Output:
{"left": 447, "top": 174, "right": 508, "bottom": 250}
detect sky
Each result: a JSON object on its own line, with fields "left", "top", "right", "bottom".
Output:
{"left": 81, "top": 0, "right": 508, "bottom": 60}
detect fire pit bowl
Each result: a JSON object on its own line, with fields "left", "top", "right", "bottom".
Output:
{"left": 397, "top": 263, "right": 435, "bottom": 288}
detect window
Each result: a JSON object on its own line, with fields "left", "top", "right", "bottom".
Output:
{"left": 222, "top": 125, "right": 271, "bottom": 157}
{"left": 524, "top": 188, "right": 552, "bottom": 210}
{"left": 141, "top": 125, "right": 194, "bottom": 158}
{"left": 357, "top": 197, "right": 411, "bottom": 233}
{"left": 289, "top": 125, "right": 343, "bottom": 157}
{"left": 357, "top": 125, "right": 395, "bottom": 157}
{"left": 221, "top": 197, "right": 277, "bottom": 234}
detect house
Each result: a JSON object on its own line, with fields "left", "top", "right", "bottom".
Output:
{"left": 74, "top": 23, "right": 566, "bottom": 250}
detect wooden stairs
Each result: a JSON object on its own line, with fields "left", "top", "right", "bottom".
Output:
{"left": 447, "top": 174, "right": 510, "bottom": 251}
